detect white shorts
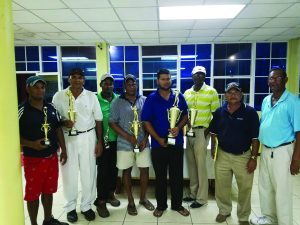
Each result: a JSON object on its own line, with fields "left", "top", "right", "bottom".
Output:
{"left": 117, "top": 147, "right": 151, "bottom": 170}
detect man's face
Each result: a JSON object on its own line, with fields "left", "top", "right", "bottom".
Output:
{"left": 124, "top": 79, "right": 137, "bottom": 95}
{"left": 192, "top": 72, "right": 205, "bottom": 86}
{"left": 101, "top": 78, "right": 114, "bottom": 95}
{"left": 157, "top": 73, "right": 172, "bottom": 90}
{"left": 225, "top": 88, "right": 243, "bottom": 104}
{"left": 69, "top": 74, "right": 85, "bottom": 89}
{"left": 26, "top": 81, "right": 46, "bottom": 100}
{"left": 268, "top": 70, "right": 287, "bottom": 93}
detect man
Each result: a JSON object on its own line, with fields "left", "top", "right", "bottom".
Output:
{"left": 142, "top": 69, "right": 190, "bottom": 217}
{"left": 250, "top": 68, "right": 300, "bottom": 225}
{"left": 109, "top": 74, "right": 154, "bottom": 216}
{"left": 94, "top": 73, "right": 120, "bottom": 218}
{"left": 19, "top": 76, "right": 68, "bottom": 225}
{"left": 183, "top": 66, "right": 220, "bottom": 208}
{"left": 209, "top": 82, "right": 260, "bottom": 225}
{"left": 52, "top": 68, "right": 103, "bottom": 223}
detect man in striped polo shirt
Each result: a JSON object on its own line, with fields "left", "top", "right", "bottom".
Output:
{"left": 183, "top": 66, "right": 219, "bottom": 208}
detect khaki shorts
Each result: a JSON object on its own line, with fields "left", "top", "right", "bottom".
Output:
{"left": 117, "top": 147, "right": 151, "bottom": 170}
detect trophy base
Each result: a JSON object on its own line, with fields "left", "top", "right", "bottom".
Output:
{"left": 69, "top": 130, "right": 78, "bottom": 136}
{"left": 133, "top": 147, "right": 140, "bottom": 153}
{"left": 167, "top": 137, "right": 176, "bottom": 145}
{"left": 186, "top": 131, "right": 196, "bottom": 137}
{"left": 41, "top": 140, "right": 51, "bottom": 146}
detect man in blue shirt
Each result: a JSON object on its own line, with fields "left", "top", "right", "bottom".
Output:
{"left": 142, "top": 69, "right": 189, "bottom": 217}
{"left": 250, "top": 68, "right": 300, "bottom": 225}
{"left": 210, "top": 82, "right": 259, "bottom": 225}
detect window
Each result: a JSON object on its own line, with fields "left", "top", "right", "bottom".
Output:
{"left": 15, "top": 46, "right": 40, "bottom": 71}
{"left": 41, "top": 46, "right": 58, "bottom": 72}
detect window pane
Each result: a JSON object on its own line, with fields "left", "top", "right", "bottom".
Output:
{"left": 43, "top": 62, "right": 58, "bottom": 72}
{"left": 226, "top": 60, "right": 238, "bottom": 76}
{"left": 62, "top": 62, "right": 97, "bottom": 76}
{"left": 256, "top": 43, "right": 270, "bottom": 58}
{"left": 27, "top": 62, "right": 40, "bottom": 71}
{"left": 196, "top": 61, "right": 211, "bottom": 76}
{"left": 84, "top": 77, "right": 97, "bottom": 92}
{"left": 255, "top": 77, "right": 269, "bottom": 93}
{"left": 16, "top": 62, "right": 26, "bottom": 71}
{"left": 238, "top": 60, "right": 251, "bottom": 75}
{"left": 271, "top": 42, "right": 287, "bottom": 58}
{"left": 214, "top": 78, "right": 250, "bottom": 94}
{"left": 110, "top": 62, "right": 124, "bottom": 76}
{"left": 125, "top": 46, "right": 138, "bottom": 61}
{"left": 196, "top": 44, "right": 211, "bottom": 59}
{"left": 143, "top": 73, "right": 156, "bottom": 89}
{"left": 15, "top": 47, "right": 25, "bottom": 61}
{"left": 255, "top": 59, "right": 270, "bottom": 76}
{"left": 254, "top": 94, "right": 268, "bottom": 111}
{"left": 181, "top": 45, "right": 195, "bottom": 56}
{"left": 236, "top": 43, "right": 251, "bottom": 59}
{"left": 214, "top": 44, "right": 226, "bottom": 59}
{"left": 125, "top": 62, "right": 139, "bottom": 76}
{"left": 42, "top": 46, "right": 57, "bottom": 61}
{"left": 181, "top": 61, "right": 195, "bottom": 78}
{"left": 26, "top": 46, "right": 39, "bottom": 61}
{"left": 110, "top": 46, "right": 124, "bottom": 61}
{"left": 181, "top": 78, "right": 193, "bottom": 93}
{"left": 142, "top": 45, "right": 177, "bottom": 56}
{"left": 271, "top": 59, "right": 286, "bottom": 70}
{"left": 143, "top": 58, "right": 176, "bottom": 73}
{"left": 214, "top": 61, "right": 225, "bottom": 76}
{"left": 61, "top": 46, "right": 96, "bottom": 60}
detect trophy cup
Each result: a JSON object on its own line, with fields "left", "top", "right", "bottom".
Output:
{"left": 41, "top": 106, "right": 51, "bottom": 146}
{"left": 129, "top": 106, "right": 141, "bottom": 153}
{"left": 186, "top": 108, "right": 198, "bottom": 137}
{"left": 103, "top": 127, "right": 110, "bottom": 149}
{"left": 66, "top": 90, "right": 78, "bottom": 136}
{"left": 167, "top": 90, "right": 182, "bottom": 145}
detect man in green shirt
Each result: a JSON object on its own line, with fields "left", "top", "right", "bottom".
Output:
{"left": 94, "top": 73, "right": 120, "bottom": 218}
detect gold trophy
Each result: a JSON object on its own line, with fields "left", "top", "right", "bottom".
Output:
{"left": 129, "top": 106, "right": 141, "bottom": 153}
{"left": 41, "top": 106, "right": 51, "bottom": 146}
{"left": 167, "top": 90, "right": 182, "bottom": 145}
{"left": 66, "top": 90, "right": 78, "bottom": 136}
{"left": 186, "top": 108, "right": 198, "bottom": 137}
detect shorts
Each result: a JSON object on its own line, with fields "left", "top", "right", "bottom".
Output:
{"left": 23, "top": 153, "right": 58, "bottom": 201}
{"left": 117, "top": 147, "right": 151, "bottom": 170}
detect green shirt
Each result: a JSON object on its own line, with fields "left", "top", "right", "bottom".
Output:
{"left": 97, "top": 92, "right": 119, "bottom": 142}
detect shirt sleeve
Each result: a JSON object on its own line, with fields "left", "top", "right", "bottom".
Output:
{"left": 141, "top": 96, "right": 152, "bottom": 122}
{"left": 249, "top": 108, "right": 260, "bottom": 139}
{"left": 109, "top": 98, "right": 120, "bottom": 123}
{"left": 291, "top": 97, "right": 300, "bottom": 132}
{"left": 211, "top": 89, "right": 220, "bottom": 113}
{"left": 92, "top": 94, "right": 103, "bottom": 121}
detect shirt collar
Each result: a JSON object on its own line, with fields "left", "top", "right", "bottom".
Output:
{"left": 192, "top": 82, "right": 206, "bottom": 92}
{"left": 222, "top": 102, "right": 246, "bottom": 114}
{"left": 98, "top": 92, "right": 117, "bottom": 102}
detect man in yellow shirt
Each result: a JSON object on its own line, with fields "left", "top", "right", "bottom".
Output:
{"left": 183, "top": 66, "right": 219, "bottom": 208}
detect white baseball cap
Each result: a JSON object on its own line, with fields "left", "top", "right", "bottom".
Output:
{"left": 192, "top": 66, "right": 206, "bottom": 75}
{"left": 100, "top": 73, "right": 114, "bottom": 82}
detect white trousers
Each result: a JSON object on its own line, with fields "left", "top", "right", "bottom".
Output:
{"left": 259, "top": 144, "right": 294, "bottom": 225}
{"left": 61, "top": 130, "right": 97, "bottom": 213}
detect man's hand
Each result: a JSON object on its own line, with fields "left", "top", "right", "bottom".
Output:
{"left": 246, "top": 158, "right": 257, "bottom": 174}
{"left": 139, "top": 139, "right": 147, "bottom": 151}
{"left": 168, "top": 127, "right": 179, "bottom": 137}
{"left": 31, "top": 139, "right": 48, "bottom": 151}
{"left": 158, "top": 137, "right": 167, "bottom": 148}
{"left": 60, "top": 151, "right": 68, "bottom": 165}
{"left": 95, "top": 142, "right": 103, "bottom": 157}
{"left": 290, "top": 159, "right": 300, "bottom": 175}
{"left": 126, "top": 134, "right": 137, "bottom": 146}
{"left": 62, "top": 120, "right": 74, "bottom": 129}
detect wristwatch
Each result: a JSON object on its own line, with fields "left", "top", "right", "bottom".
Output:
{"left": 250, "top": 155, "right": 257, "bottom": 160}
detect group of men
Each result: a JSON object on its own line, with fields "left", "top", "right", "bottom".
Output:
{"left": 19, "top": 65, "right": 299, "bottom": 225}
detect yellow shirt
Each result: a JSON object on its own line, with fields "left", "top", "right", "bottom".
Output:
{"left": 184, "top": 83, "right": 220, "bottom": 128}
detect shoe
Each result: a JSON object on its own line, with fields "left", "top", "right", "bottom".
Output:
{"left": 190, "top": 201, "right": 204, "bottom": 208}
{"left": 127, "top": 203, "right": 138, "bottom": 216}
{"left": 81, "top": 209, "right": 95, "bottom": 221}
{"left": 153, "top": 208, "right": 164, "bottom": 217}
{"left": 250, "top": 216, "right": 276, "bottom": 225}
{"left": 139, "top": 199, "right": 155, "bottom": 211}
{"left": 216, "top": 213, "right": 231, "bottom": 223}
{"left": 43, "top": 217, "right": 69, "bottom": 225}
{"left": 239, "top": 221, "right": 250, "bottom": 225}
{"left": 183, "top": 196, "right": 195, "bottom": 202}
{"left": 96, "top": 201, "right": 110, "bottom": 218}
{"left": 175, "top": 206, "right": 190, "bottom": 217}
{"left": 66, "top": 210, "right": 77, "bottom": 223}
{"left": 107, "top": 196, "right": 121, "bottom": 207}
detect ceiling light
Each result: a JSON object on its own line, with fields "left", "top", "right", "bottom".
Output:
{"left": 229, "top": 55, "right": 235, "bottom": 60}
{"left": 159, "top": 5, "right": 245, "bottom": 20}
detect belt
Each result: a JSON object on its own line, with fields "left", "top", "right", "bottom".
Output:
{"left": 77, "top": 127, "right": 95, "bottom": 134}
{"left": 264, "top": 141, "right": 294, "bottom": 149}
{"left": 193, "top": 126, "right": 205, "bottom": 129}
{"left": 227, "top": 150, "right": 249, "bottom": 155}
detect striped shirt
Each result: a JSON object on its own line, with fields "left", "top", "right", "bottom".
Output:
{"left": 184, "top": 83, "right": 220, "bottom": 128}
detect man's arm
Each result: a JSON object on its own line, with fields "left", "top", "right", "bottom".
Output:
{"left": 56, "top": 127, "right": 67, "bottom": 165}
{"left": 95, "top": 120, "right": 103, "bottom": 157}
{"left": 210, "top": 133, "right": 217, "bottom": 159}
{"left": 246, "top": 138, "right": 259, "bottom": 173}
{"left": 291, "top": 131, "right": 300, "bottom": 175}
{"left": 20, "top": 137, "right": 46, "bottom": 151}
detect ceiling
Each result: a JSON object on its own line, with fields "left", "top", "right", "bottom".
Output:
{"left": 13, "top": 0, "right": 300, "bottom": 46}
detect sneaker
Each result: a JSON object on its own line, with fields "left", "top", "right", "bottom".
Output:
{"left": 182, "top": 196, "right": 195, "bottom": 202}
{"left": 81, "top": 209, "right": 95, "bottom": 221}
{"left": 43, "top": 217, "right": 69, "bottom": 225}
{"left": 250, "top": 216, "right": 276, "bottom": 225}
{"left": 216, "top": 213, "right": 231, "bottom": 223}
{"left": 66, "top": 210, "right": 77, "bottom": 223}
{"left": 190, "top": 201, "right": 205, "bottom": 208}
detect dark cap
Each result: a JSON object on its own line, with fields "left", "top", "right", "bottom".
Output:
{"left": 26, "top": 76, "right": 46, "bottom": 87}
{"left": 69, "top": 68, "right": 85, "bottom": 77}
{"left": 124, "top": 74, "right": 136, "bottom": 83}
{"left": 225, "top": 82, "right": 242, "bottom": 92}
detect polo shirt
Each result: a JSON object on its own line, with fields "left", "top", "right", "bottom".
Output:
{"left": 52, "top": 87, "right": 103, "bottom": 133}
{"left": 209, "top": 102, "right": 259, "bottom": 154}
{"left": 18, "top": 102, "right": 61, "bottom": 158}
{"left": 97, "top": 92, "right": 118, "bottom": 142}
{"left": 141, "top": 89, "right": 188, "bottom": 148}
{"left": 259, "top": 89, "right": 300, "bottom": 147}
{"left": 184, "top": 83, "right": 220, "bottom": 128}
{"left": 109, "top": 94, "right": 149, "bottom": 151}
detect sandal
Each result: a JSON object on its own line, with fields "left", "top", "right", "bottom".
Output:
{"left": 139, "top": 199, "right": 155, "bottom": 211}
{"left": 176, "top": 207, "right": 190, "bottom": 217}
{"left": 153, "top": 208, "right": 164, "bottom": 217}
{"left": 127, "top": 203, "right": 138, "bottom": 216}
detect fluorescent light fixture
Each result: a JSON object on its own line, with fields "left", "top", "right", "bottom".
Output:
{"left": 181, "top": 55, "right": 197, "bottom": 59}
{"left": 159, "top": 5, "right": 245, "bottom": 20}
{"left": 86, "top": 68, "right": 96, "bottom": 72}
{"left": 50, "top": 56, "right": 89, "bottom": 61}
{"left": 161, "top": 56, "right": 177, "bottom": 60}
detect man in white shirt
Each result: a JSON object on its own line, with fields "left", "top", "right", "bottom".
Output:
{"left": 52, "top": 68, "right": 103, "bottom": 223}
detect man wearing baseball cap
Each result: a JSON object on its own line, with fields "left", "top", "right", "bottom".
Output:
{"left": 183, "top": 66, "right": 220, "bottom": 208}
{"left": 209, "top": 82, "right": 259, "bottom": 224}
{"left": 19, "top": 76, "right": 68, "bottom": 225}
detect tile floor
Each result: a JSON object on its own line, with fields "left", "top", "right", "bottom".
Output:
{"left": 23, "top": 165, "right": 300, "bottom": 225}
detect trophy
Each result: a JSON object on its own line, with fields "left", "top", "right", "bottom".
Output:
{"left": 186, "top": 108, "right": 198, "bottom": 137}
{"left": 103, "top": 126, "right": 110, "bottom": 149}
{"left": 129, "top": 106, "right": 141, "bottom": 153}
{"left": 167, "top": 90, "right": 182, "bottom": 145}
{"left": 41, "top": 106, "right": 51, "bottom": 146}
{"left": 66, "top": 90, "right": 78, "bottom": 136}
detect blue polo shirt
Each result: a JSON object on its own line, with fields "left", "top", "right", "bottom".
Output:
{"left": 209, "top": 102, "right": 259, "bottom": 154}
{"left": 18, "top": 102, "right": 61, "bottom": 158}
{"left": 141, "top": 89, "right": 188, "bottom": 148}
{"left": 259, "top": 90, "right": 300, "bottom": 147}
